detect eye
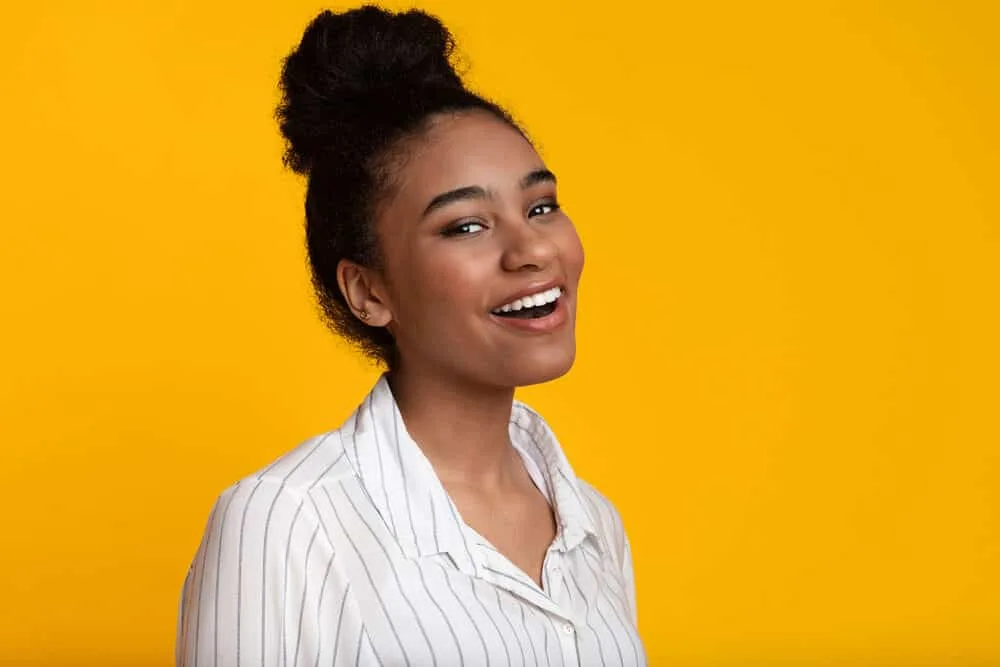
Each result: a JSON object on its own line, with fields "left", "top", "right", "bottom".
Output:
{"left": 528, "top": 200, "right": 560, "bottom": 218}
{"left": 441, "top": 220, "right": 486, "bottom": 237}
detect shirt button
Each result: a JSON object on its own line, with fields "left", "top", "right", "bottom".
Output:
{"left": 561, "top": 622, "right": 575, "bottom": 635}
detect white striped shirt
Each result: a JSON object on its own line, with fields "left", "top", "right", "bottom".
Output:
{"left": 177, "top": 374, "right": 646, "bottom": 666}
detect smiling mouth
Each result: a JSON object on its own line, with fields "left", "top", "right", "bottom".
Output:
{"left": 493, "top": 301, "right": 558, "bottom": 319}
{"left": 491, "top": 286, "right": 562, "bottom": 319}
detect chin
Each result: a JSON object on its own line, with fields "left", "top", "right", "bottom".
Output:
{"left": 503, "top": 346, "right": 577, "bottom": 388}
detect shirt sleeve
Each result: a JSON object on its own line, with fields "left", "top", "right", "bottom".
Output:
{"left": 176, "top": 478, "right": 362, "bottom": 667}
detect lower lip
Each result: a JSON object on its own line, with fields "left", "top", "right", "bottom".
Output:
{"left": 489, "top": 297, "right": 569, "bottom": 333}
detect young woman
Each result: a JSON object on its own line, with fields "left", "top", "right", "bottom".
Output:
{"left": 177, "top": 6, "right": 645, "bottom": 666}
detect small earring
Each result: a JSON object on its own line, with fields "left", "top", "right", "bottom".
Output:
{"left": 359, "top": 310, "right": 370, "bottom": 321}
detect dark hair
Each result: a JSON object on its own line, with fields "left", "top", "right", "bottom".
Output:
{"left": 276, "top": 5, "right": 519, "bottom": 367}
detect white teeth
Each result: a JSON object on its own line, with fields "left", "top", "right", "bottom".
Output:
{"left": 492, "top": 286, "right": 562, "bottom": 314}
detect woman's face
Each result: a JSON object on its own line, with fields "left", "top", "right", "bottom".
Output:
{"left": 370, "top": 110, "right": 584, "bottom": 389}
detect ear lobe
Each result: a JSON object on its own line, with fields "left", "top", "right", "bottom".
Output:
{"left": 336, "top": 258, "right": 393, "bottom": 327}
{"left": 355, "top": 299, "right": 392, "bottom": 327}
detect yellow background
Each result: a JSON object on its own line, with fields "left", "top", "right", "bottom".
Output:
{"left": 1, "top": 1, "right": 997, "bottom": 665}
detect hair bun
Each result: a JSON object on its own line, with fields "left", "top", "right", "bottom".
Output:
{"left": 278, "top": 5, "right": 466, "bottom": 174}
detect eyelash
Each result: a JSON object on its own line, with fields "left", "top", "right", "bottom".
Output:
{"left": 529, "top": 200, "right": 560, "bottom": 217}
{"left": 441, "top": 220, "right": 486, "bottom": 237}
{"left": 440, "top": 199, "right": 561, "bottom": 237}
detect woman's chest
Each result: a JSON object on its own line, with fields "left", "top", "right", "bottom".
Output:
{"left": 336, "top": 541, "right": 647, "bottom": 667}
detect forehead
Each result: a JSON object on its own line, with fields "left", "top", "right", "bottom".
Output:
{"left": 394, "top": 111, "right": 545, "bottom": 200}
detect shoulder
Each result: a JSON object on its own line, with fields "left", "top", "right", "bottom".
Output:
{"left": 256, "top": 428, "right": 355, "bottom": 489}
{"left": 206, "top": 426, "right": 357, "bottom": 530}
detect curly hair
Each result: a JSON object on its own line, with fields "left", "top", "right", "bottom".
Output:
{"left": 276, "top": 5, "right": 520, "bottom": 367}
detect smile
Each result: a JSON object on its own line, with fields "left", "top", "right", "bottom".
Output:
{"left": 491, "top": 287, "right": 562, "bottom": 319}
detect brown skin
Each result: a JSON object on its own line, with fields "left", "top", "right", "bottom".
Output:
{"left": 337, "top": 110, "right": 584, "bottom": 586}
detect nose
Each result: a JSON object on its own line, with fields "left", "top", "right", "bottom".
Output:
{"left": 499, "top": 216, "right": 559, "bottom": 273}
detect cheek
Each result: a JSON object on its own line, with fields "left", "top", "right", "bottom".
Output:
{"left": 396, "top": 245, "right": 492, "bottom": 320}
{"left": 562, "top": 225, "right": 585, "bottom": 279}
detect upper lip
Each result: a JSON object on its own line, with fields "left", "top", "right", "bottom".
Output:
{"left": 490, "top": 279, "right": 565, "bottom": 312}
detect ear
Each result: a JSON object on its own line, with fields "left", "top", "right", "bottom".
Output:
{"left": 336, "top": 259, "right": 393, "bottom": 327}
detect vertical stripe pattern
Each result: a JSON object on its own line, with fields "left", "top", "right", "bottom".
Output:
{"left": 177, "top": 374, "right": 645, "bottom": 666}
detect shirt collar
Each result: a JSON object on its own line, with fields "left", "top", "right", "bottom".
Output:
{"left": 507, "top": 401, "right": 600, "bottom": 553}
{"left": 342, "top": 374, "right": 603, "bottom": 572}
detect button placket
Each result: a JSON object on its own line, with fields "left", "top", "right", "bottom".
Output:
{"left": 554, "top": 616, "right": 579, "bottom": 666}
{"left": 542, "top": 548, "right": 564, "bottom": 600}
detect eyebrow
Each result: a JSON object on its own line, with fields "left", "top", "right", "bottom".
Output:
{"left": 421, "top": 168, "right": 558, "bottom": 218}
{"left": 422, "top": 185, "right": 490, "bottom": 218}
{"left": 521, "top": 168, "right": 557, "bottom": 189}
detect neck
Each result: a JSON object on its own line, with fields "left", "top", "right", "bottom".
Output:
{"left": 386, "top": 363, "right": 519, "bottom": 489}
